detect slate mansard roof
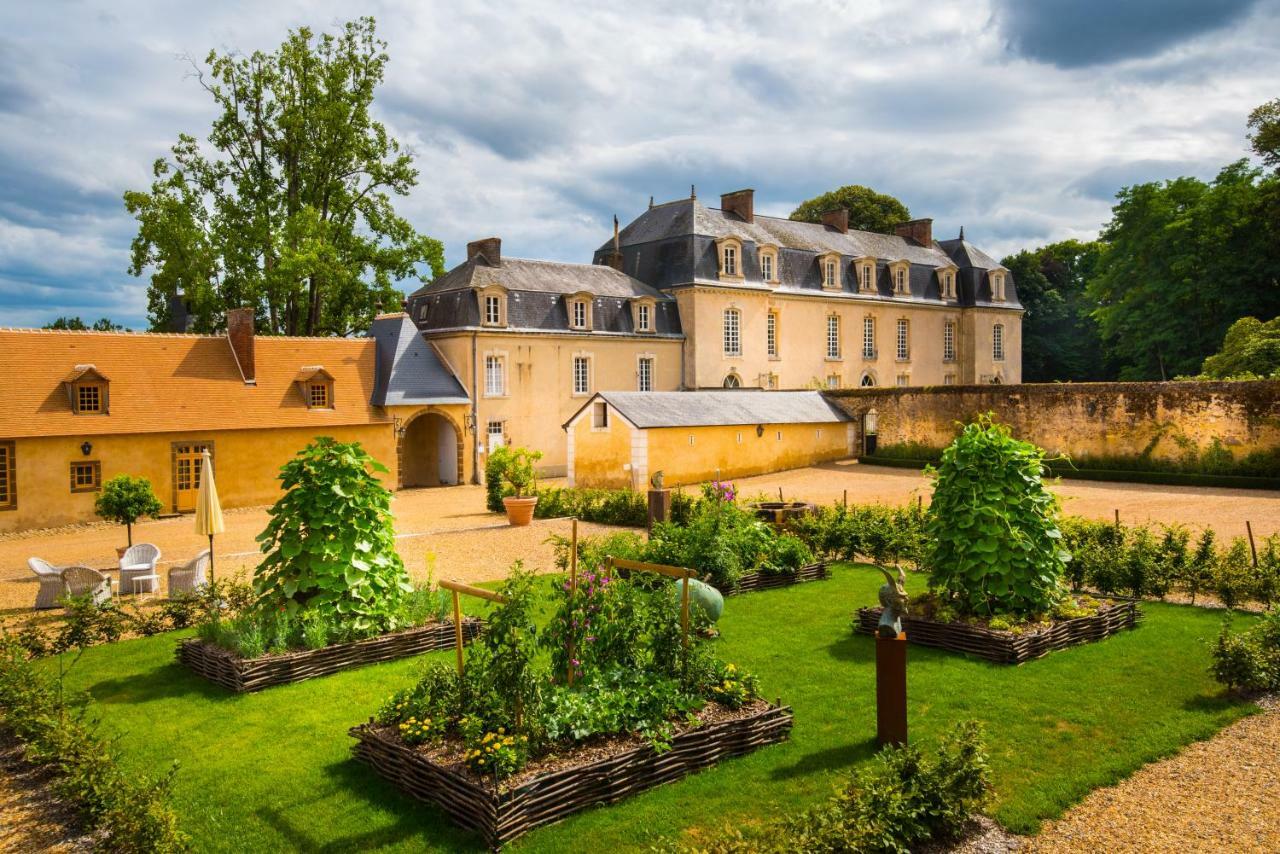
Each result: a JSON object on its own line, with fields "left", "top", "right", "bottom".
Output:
{"left": 369, "top": 314, "right": 470, "bottom": 406}
{"left": 405, "top": 257, "right": 683, "bottom": 337}
{"left": 566, "top": 390, "right": 849, "bottom": 430}
{"left": 592, "top": 197, "right": 1021, "bottom": 310}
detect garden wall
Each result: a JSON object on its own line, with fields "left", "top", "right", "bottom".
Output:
{"left": 824, "top": 381, "right": 1280, "bottom": 472}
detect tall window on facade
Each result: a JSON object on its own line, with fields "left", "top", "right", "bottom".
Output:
{"left": 723, "top": 309, "right": 741, "bottom": 356}
{"left": 484, "top": 295, "right": 501, "bottom": 325}
{"left": 861, "top": 264, "right": 873, "bottom": 291}
{"left": 484, "top": 355, "right": 505, "bottom": 396}
{"left": 896, "top": 319, "right": 910, "bottom": 361}
{"left": 826, "top": 315, "right": 841, "bottom": 359}
{"left": 943, "top": 321, "right": 956, "bottom": 362}
{"left": 993, "top": 323, "right": 1005, "bottom": 361}
{"left": 637, "top": 356, "right": 653, "bottom": 392}
{"left": 723, "top": 245, "right": 737, "bottom": 277}
{"left": 573, "top": 356, "right": 591, "bottom": 395}
{"left": 894, "top": 267, "right": 907, "bottom": 294}
{"left": 863, "top": 316, "right": 875, "bottom": 358}
{"left": 991, "top": 274, "right": 1006, "bottom": 301}
{"left": 418, "top": 304, "right": 429, "bottom": 322}
{"left": 767, "top": 311, "right": 778, "bottom": 358}
{"left": 823, "top": 260, "right": 837, "bottom": 288}
{"left": 637, "top": 303, "right": 651, "bottom": 332}
{"left": 0, "top": 442, "right": 14, "bottom": 511}
{"left": 761, "top": 253, "right": 773, "bottom": 282}
{"left": 592, "top": 402, "right": 608, "bottom": 429}
{"left": 571, "top": 300, "right": 588, "bottom": 329}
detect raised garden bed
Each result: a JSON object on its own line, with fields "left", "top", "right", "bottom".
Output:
{"left": 853, "top": 600, "right": 1140, "bottom": 664}
{"left": 726, "top": 561, "right": 829, "bottom": 595}
{"left": 349, "top": 700, "right": 793, "bottom": 848}
{"left": 177, "top": 618, "right": 484, "bottom": 692}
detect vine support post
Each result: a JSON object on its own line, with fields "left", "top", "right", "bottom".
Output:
{"left": 1246, "top": 521, "right": 1258, "bottom": 567}
{"left": 451, "top": 589, "right": 465, "bottom": 677}
{"left": 1114, "top": 508, "right": 1120, "bottom": 528}
{"left": 567, "top": 518, "right": 579, "bottom": 686}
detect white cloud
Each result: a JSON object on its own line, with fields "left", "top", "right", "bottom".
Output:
{"left": 1, "top": 0, "right": 1278, "bottom": 328}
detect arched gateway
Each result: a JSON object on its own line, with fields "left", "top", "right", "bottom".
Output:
{"left": 400, "top": 410, "right": 463, "bottom": 487}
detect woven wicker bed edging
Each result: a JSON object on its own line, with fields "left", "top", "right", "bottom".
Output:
{"left": 349, "top": 701, "right": 794, "bottom": 848}
{"left": 177, "top": 617, "right": 484, "bottom": 692}
{"left": 853, "top": 600, "right": 1140, "bottom": 664}
{"left": 722, "top": 561, "right": 829, "bottom": 595}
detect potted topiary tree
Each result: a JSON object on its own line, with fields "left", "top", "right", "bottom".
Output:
{"left": 94, "top": 475, "right": 164, "bottom": 556}
{"left": 490, "top": 446, "right": 543, "bottom": 526}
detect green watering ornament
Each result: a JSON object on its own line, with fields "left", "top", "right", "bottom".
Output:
{"left": 676, "top": 578, "right": 724, "bottom": 622}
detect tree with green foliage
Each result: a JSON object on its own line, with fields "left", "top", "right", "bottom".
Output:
{"left": 94, "top": 476, "right": 164, "bottom": 547}
{"left": 1248, "top": 97, "right": 1280, "bottom": 169}
{"left": 789, "top": 184, "right": 910, "bottom": 234}
{"left": 254, "top": 438, "right": 411, "bottom": 632}
{"left": 1001, "top": 240, "right": 1110, "bottom": 381}
{"left": 124, "top": 17, "right": 445, "bottom": 336}
{"left": 1197, "top": 315, "right": 1280, "bottom": 379}
{"left": 925, "top": 415, "right": 1068, "bottom": 617}
{"left": 1087, "top": 161, "right": 1280, "bottom": 379}
{"left": 43, "top": 316, "right": 127, "bottom": 332}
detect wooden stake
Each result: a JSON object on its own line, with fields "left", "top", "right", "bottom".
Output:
{"left": 567, "top": 518, "right": 579, "bottom": 686}
{"left": 680, "top": 576, "right": 690, "bottom": 651}
{"left": 1114, "top": 508, "right": 1121, "bottom": 528}
{"left": 1246, "top": 521, "right": 1258, "bottom": 567}
{"left": 451, "top": 589, "right": 464, "bottom": 677}
{"left": 843, "top": 489, "right": 848, "bottom": 508}
{"left": 778, "top": 487, "right": 784, "bottom": 502}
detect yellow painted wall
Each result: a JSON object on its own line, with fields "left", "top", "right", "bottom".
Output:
{"left": 569, "top": 409, "right": 636, "bottom": 490}
{"left": 2, "top": 423, "right": 396, "bottom": 533}
{"left": 673, "top": 285, "right": 1022, "bottom": 390}
{"left": 432, "top": 331, "right": 684, "bottom": 477}
{"left": 570, "top": 412, "right": 851, "bottom": 490}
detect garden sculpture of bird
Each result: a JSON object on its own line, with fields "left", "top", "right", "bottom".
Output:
{"left": 877, "top": 566, "right": 909, "bottom": 638}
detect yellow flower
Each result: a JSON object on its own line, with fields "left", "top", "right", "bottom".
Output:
{"left": 497, "top": 727, "right": 505, "bottom": 734}
{"left": 478, "top": 758, "right": 485, "bottom": 765}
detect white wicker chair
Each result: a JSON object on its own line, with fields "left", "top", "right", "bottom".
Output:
{"left": 62, "top": 565, "right": 112, "bottom": 606}
{"left": 28, "top": 557, "right": 66, "bottom": 610}
{"left": 119, "top": 543, "right": 161, "bottom": 594}
{"left": 168, "top": 550, "right": 210, "bottom": 596}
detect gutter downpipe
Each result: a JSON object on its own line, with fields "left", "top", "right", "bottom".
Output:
{"left": 471, "top": 330, "right": 481, "bottom": 484}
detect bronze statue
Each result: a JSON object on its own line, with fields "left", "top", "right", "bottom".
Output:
{"left": 877, "top": 566, "right": 908, "bottom": 638}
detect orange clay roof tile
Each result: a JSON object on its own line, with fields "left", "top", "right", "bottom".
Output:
{"left": 0, "top": 329, "right": 389, "bottom": 439}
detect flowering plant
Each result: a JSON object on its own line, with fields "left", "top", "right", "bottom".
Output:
{"left": 461, "top": 720, "right": 528, "bottom": 777}
{"left": 707, "top": 660, "right": 760, "bottom": 709}
{"left": 704, "top": 480, "right": 736, "bottom": 503}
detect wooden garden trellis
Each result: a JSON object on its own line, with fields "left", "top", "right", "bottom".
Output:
{"left": 437, "top": 578, "right": 507, "bottom": 678}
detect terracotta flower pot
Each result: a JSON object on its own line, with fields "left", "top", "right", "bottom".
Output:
{"left": 503, "top": 496, "right": 538, "bottom": 527}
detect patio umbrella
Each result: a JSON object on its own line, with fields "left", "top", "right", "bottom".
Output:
{"left": 194, "top": 449, "right": 225, "bottom": 583}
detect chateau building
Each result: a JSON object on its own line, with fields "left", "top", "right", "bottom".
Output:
{"left": 591, "top": 189, "right": 1022, "bottom": 391}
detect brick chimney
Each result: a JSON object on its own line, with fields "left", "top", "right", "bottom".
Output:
{"left": 821, "top": 208, "right": 849, "bottom": 234}
{"left": 466, "top": 237, "right": 501, "bottom": 266}
{"left": 894, "top": 218, "right": 934, "bottom": 246}
{"left": 720, "top": 189, "right": 754, "bottom": 224}
{"left": 226, "top": 307, "right": 256, "bottom": 385}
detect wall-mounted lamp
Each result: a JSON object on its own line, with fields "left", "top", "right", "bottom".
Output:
{"left": 392, "top": 416, "right": 407, "bottom": 438}
{"left": 463, "top": 413, "right": 476, "bottom": 436}
{"left": 80, "top": 441, "right": 93, "bottom": 456}
{"left": 756, "top": 424, "right": 765, "bottom": 438}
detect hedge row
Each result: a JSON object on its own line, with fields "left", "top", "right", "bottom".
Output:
{"left": 0, "top": 633, "right": 187, "bottom": 851}
{"left": 859, "top": 455, "right": 1280, "bottom": 490}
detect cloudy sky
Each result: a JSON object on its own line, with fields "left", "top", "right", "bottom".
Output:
{"left": 2, "top": 0, "right": 1277, "bottom": 330}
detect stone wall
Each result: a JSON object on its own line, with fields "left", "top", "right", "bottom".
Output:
{"left": 823, "top": 381, "right": 1280, "bottom": 467}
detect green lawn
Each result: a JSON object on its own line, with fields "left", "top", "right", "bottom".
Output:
{"left": 43, "top": 565, "right": 1256, "bottom": 852}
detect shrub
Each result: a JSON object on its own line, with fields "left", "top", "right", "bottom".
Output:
{"left": 485, "top": 445, "right": 543, "bottom": 506}
{"left": 1185, "top": 528, "right": 1219, "bottom": 605}
{"left": 254, "top": 438, "right": 411, "bottom": 634}
{"left": 1211, "top": 611, "right": 1279, "bottom": 693}
{"left": 1215, "top": 538, "right": 1256, "bottom": 609}
{"left": 0, "top": 632, "right": 188, "bottom": 852}
{"left": 533, "top": 486, "right": 649, "bottom": 526}
{"left": 925, "top": 415, "right": 1068, "bottom": 617}
{"left": 94, "top": 475, "right": 163, "bottom": 547}
{"left": 676, "top": 721, "right": 991, "bottom": 854}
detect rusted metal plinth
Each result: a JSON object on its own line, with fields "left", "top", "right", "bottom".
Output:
{"left": 876, "top": 632, "right": 908, "bottom": 747}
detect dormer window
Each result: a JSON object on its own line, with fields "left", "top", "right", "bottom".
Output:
{"left": 937, "top": 266, "right": 958, "bottom": 300}
{"left": 63, "top": 365, "right": 109, "bottom": 415}
{"left": 295, "top": 367, "right": 335, "bottom": 409}
{"left": 854, "top": 257, "right": 877, "bottom": 293}
{"left": 715, "top": 237, "right": 745, "bottom": 282}
{"left": 568, "top": 292, "right": 594, "bottom": 330}
{"left": 758, "top": 244, "right": 780, "bottom": 285}
{"left": 632, "top": 298, "right": 655, "bottom": 333}
{"left": 819, "top": 253, "right": 842, "bottom": 290}
{"left": 990, "top": 271, "right": 1007, "bottom": 302}
{"left": 888, "top": 261, "right": 911, "bottom": 296}
{"left": 479, "top": 286, "right": 508, "bottom": 327}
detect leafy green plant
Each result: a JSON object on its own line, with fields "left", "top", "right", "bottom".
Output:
{"left": 676, "top": 721, "right": 991, "bottom": 854}
{"left": 486, "top": 445, "right": 543, "bottom": 502}
{"left": 94, "top": 475, "right": 163, "bottom": 547}
{"left": 255, "top": 438, "right": 411, "bottom": 634}
{"left": 1214, "top": 538, "right": 1255, "bottom": 608}
{"left": 1185, "top": 528, "right": 1219, "bottom": 605}
{"left": 925, "top": 415, "right": 1069, "bottom": 617}
{"left": 1211, "top": 611, "right": 1279, "bottom": 693}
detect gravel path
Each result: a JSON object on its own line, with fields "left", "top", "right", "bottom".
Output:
{"left": 1024, "top": 695, "right": 1279, "bottom": 853}
{"left": 0, "top": 732, "right": 94, "bottom": 853}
